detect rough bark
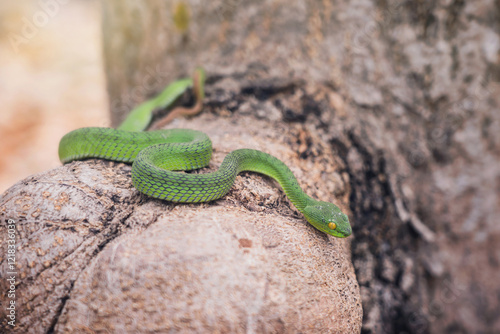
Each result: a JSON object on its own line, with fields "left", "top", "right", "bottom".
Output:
{"left": 0, "top": 70, "right": 361, "bottom": 332}
{"left": 1, "top": 0, "right": 500, "bottom": 333}
{"left": 103, "top": 1, "right": 500, "bottom": 332}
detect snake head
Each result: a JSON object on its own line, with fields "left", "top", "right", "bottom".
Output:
{"left": 302, "top": 201, "right": 352, "bottom": 238}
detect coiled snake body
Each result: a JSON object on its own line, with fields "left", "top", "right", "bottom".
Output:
{"left": 59, "top": 69, "right": 351, "bottom": 237}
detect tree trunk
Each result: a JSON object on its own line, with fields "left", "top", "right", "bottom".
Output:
{"left": 2, "top": 0, "right": 500, "bottom": 333}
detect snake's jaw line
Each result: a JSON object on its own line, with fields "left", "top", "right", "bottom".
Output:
{"left": 302, "top": 201, "right": 352, "bottom": 238}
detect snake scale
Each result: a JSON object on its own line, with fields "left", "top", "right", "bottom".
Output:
{"left": 59, "top": 69, "right": 352, "bottom": 238}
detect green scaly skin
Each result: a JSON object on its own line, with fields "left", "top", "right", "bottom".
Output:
{"left": 58, "top": 69, "right": 352, "bottom": 238}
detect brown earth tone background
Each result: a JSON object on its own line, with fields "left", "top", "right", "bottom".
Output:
{"left": 1, "top": 0, "right": 500, "bottom": 333}
{"left": 0, "top": 0, "right": 106, "bottom": 193}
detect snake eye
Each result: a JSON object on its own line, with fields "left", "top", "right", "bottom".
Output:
{"left": 328, "top": 222, "right": 336, "bottom": 230}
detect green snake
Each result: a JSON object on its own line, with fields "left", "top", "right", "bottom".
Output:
{"left": 58, "top": 68, "right": 352, "bottom": 238}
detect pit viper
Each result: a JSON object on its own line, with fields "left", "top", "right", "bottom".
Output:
{"left": 59, "top": 68, "right": 352, "bottom": 237}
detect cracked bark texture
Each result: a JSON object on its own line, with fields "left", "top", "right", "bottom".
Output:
{"left": 0, "top": 99, "right": 361, "bottom": 333}
{"left": 103, "top": 1, "right": 500, "bottom": 333}
{"left": 1, "top": 0, "right": 500, "bottom": 333}
{"left": 0, "top": 68, "right": 361, "bottom": 331}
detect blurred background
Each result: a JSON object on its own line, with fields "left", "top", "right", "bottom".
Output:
{"left": 0, "top": 0, "right": 107, "bottom": 193}
{"left": 1, "top": 1, "right": 499, "bottom": 332}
